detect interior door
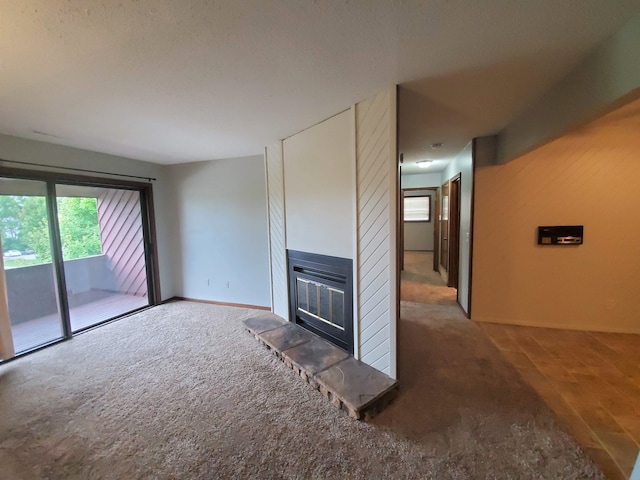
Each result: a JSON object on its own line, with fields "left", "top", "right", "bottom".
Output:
{"left": 433, "top": 187, "right": 440, "bottom": 272}
{"left": 398, "top": 155, "right": 404, "bottom": 272}
{"left": 448, "top": 176, "right": 461, "bottom": 289}
{"left": 440, "top": 181, "right": 449, "bottom": 271}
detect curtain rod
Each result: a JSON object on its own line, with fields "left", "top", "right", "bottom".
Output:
{"left": 0, "top": 158, "right": 157, "bottom": 182}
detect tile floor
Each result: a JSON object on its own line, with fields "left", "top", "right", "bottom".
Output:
{"left": 480, "top": 322, "right": 640, "bottom": 479}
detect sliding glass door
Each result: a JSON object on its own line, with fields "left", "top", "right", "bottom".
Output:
{"left": 0, "top": 178, "right": 64, "bottom": 353}
{"left": 0, "top": 174, "right": 155, "bottom": 358}
{"left": 56, "top": 185, "right": 149, "bottom": 332}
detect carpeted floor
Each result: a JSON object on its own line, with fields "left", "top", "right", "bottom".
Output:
{"left": 401, "top": 250, "right": 458, "bottom": 305}
{"left": 0, "top": 298, "right": 603, "bottom": 479}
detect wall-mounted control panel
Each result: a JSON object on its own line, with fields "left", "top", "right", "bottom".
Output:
{"left": 537, "top": 225, "right": 584, "bottom": 245}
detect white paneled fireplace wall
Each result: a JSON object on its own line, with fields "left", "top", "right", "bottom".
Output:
{"left": 264, "top": 88, "right": 398, "bottom": 378}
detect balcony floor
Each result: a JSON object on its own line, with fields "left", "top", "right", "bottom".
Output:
{"left": 11, "top": 292, "right": 148, "bottom": 354}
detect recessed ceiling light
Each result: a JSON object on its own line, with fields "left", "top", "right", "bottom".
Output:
{"left": 430, "top": 142, "right": 443, "bottom": 149}
{"left": 417, "top": 161, "right": 432, "bottom": 168}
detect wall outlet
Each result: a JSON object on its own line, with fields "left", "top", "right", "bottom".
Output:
{"left": 206, "top": 278, "right": 210, "bottom": 286}
{"left": 225, "top": 281, "right": 230, "bottom": 288}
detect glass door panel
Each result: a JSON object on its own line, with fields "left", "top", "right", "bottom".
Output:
{"left": 0, "top": 178, "right": 64, "bottom": 353}
{"left": 56, "top": 185, "right": 149, "bottom": 332}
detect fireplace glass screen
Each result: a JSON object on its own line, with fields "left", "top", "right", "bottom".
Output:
{"left": 296, "top": 278, "right": 345, "bottom": 331}
{"left": 287, "top": 250, "right": 353, "bottom": 353}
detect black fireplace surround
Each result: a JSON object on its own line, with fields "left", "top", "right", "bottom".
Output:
{"left": 287, "top": 250, "right": 354, "bottom": 353}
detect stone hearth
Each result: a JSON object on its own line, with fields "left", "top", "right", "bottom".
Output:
{"left": 243, "top": 313, "right": 398, "bottom": 420}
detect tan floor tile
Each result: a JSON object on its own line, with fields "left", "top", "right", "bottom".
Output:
{"left": 556, "top": 380, "right": 601, "bottom": 408}
{"left": 491, "top": 324, "right": 639, "bottom": 478}
{"left": 598, "top": 395, "right": 639, "bottom": 418}
{"left": 516, "top": 365, "right": 554, "bottom": 389}
{"left": 533, "top": 386, "right": 574, "bottom": 416}
{"left": 556, "top": 412, "right": 602, "bottom": 449}
{"left": 572, "top": 405, "right": 625, "bottom": 434}
{"left": 613, "top": 360, "right": 640, "bottom": 379}
{"left": 594, "top": 430, "right": 639, "bottom": 477}
{"left": 583, "top": 447, "right": 626, "bottom": 480}
{"left": 605, "top": 376, "right": 640, "bottom": 404}
{"left": 563, "top": 359, "right": 595, "bottom": 376}
{"left": 518, "top": 344, "right": 558, "bottom": 364}
{"left": 578, "top": 351, "right": 613, "bottom": 369}
{"left": 536, "top": 364, "right": 578, "bottom": 383}
{"left": 615, "top": 416, "right": 640, "bottom": 446}
{"left": 500, "top": 350, "right": 535, "bottom": 369}
{"left": 490, "top": 336, "right": 523, "bottom": 353}
{"left": 590, "top": 364, "right": 628, "bottom": 379}
{"left": 478, "top": 322, "right": 509, "bottom": 337}
{"left": 571, "top": 374, "right": 621, "bottom": 405}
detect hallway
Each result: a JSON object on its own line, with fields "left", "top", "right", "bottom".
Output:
{"left": 400, "top": 250, "right": 638, "bottom": 479}
{"left": 400, "top": 251, "right": 456, "bottom": 305}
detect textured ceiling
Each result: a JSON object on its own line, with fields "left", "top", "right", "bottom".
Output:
{"left": 0, "top": 1, "right": 638, "bottom": 165}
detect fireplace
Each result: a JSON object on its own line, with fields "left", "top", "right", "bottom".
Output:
{"left": 287, "top": 250, "right": 353, "bottom": 353}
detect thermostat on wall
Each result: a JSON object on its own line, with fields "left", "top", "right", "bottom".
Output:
{"left": 537, "top": 226, "right": 584, "bottom": 245}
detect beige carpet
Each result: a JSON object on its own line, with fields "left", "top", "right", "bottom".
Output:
{"left": 0, "top": 300, "right": 602, "bottom": 479}
{"left": 401, "top": 251, "right": 458, "bottom": 305}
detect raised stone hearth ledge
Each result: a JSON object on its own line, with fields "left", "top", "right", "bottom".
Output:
{"left": 243, "top": 314, "right": 398, "bottom": 420}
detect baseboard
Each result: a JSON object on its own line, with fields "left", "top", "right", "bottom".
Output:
{"left": 165, "top": 296, "right": 271, "bottom": 311}
{"left": 472, "top": 316, "right": 640, "bottom": 335}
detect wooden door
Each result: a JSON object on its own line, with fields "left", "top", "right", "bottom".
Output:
{"left": 399, "top": 180, "right": 404, "bottom": 271}
{"left": 448, "top": 176, "right": 461, "bottom": 289}
{"left": 433, "top": 187, "right": 440, "bottom": 272}
{"left": 440, "top": 182, "right": 449, "bottom": 271}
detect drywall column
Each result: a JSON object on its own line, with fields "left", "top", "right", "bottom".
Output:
{"left": 265, "top": 142, "right": 288, "bottom": 319}
{"left": 355, "top": 88, "right": 398, "bottom": 378}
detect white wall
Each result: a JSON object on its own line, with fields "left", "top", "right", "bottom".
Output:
{"left": 283, "top": 111, "right": 354, "bottom": 259}
{"left": 402, "top": 172, "right": 441, "bottom": 189}
{"left": 169, "top": 155, "right": 271, "bottom": 307}
{"left": 0, "top": 134, "right": 175, "bottom": 300}
{"left": 440, "top": 142, "right": 473, "bottom": 314}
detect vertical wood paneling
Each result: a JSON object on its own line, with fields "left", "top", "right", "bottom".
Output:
{"left": 355, "top": 89, "right": 397, "bottom": 377}
{"left": 97, "top": 189, "right": 147, "bottom": 297}
{"left": 265, "top": 142, "right": 288, "bottom": 319}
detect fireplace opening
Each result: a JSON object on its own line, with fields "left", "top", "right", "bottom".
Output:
{"left": 287, "top": 250, "right": 353, "bottom": 353}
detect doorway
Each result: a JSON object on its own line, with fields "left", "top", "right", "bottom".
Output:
{"left": 0, "top": 172, "right": 158, "bottom": 358}
{"left": 447, "top": 175, "right": 461, "bottom": 290}
{"left": 437, "top": 175, "right": 461, "bottom": 291}
{"left": 399, "top": 186, "right": 456, "bottom": 305}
